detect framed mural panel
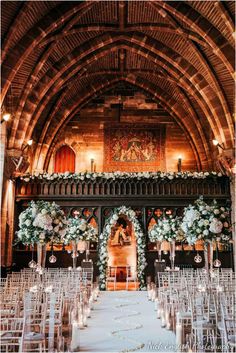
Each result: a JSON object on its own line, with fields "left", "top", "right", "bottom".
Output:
{"left": 104, "top": 124, "right": 166, "bottom": 172}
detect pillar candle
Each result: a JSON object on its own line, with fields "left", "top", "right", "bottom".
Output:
{"left": 71, "top": 321, "right": 80, "bottom": 351}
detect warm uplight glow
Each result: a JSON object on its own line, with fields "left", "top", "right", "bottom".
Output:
{"left": 27, "top": 139, "right": 33, "bottom": 146}
{"left": 178, "top": 155, "right": 182, "bottom": 160}
{"left": 88, "top": 153, "right": 95, "bottom": 161}
{"left": 3, "top": 113, "right": 11, "bottom": 121}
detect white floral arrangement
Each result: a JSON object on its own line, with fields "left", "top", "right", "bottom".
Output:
{"left": 16, "top": 200, "right": 67, "bottom": 245}
{"left": 181, "top": 196, "right": 232, "bottom": 245}
{"left": 20, "top": 171, "right": 224, "bottom": 182}
{"left": 148, "top": 215, "right": 184, "bottom": 242}
{"left": 63, "top": 217, "right": 98, "bottom": 244}
{"left": 98, "top": 206, "right": 147, "bottom": 290}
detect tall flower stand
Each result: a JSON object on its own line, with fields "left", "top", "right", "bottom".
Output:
{"left": 204, "top": 240, "right": 213, "bottom": 273}
{"left": 156, "top": 241, "right": 162, "bottom": 261}
{"left": 85, "top": 241, "right": 90, "bottom": 261}
{"left": 37, "top": 243, "right": 47, "bottom": 268}
{"left": 71, "top": 240, "right": 78, "bottom": 269}
{"left": 169, "top": 240, "right": 176, "bottom": 270}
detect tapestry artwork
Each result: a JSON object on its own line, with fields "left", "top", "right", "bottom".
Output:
{"left": 104, "top": 125, "right": 166, "bottom": 172}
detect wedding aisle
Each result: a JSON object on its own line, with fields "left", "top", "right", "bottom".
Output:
{"left": 79, "top": 291, "right": 176, "bottom": 353}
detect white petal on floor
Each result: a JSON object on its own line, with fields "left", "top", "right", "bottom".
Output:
{"left": 79, "top": 291, "right": 176, "bottom": 352}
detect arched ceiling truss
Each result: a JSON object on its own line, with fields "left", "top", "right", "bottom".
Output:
{"left": 1, "top": 0, "right": 235, "bottom": 172}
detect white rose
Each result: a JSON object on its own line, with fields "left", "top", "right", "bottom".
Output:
{"left": 198, "top": 220, "right": 204, "bottom": 227}
{"left": 202, "top": 210, "right": 207, "bottom": 215}
{"left": 163, "top": 224, "right": 171, "bottom": 232}
{"left": 214, "top": 209, "right": 220, "bottom": 215}
{"left": 203, "top": 229, "right": 209, "bottom": 236}
{"left": 209, "top": 219, "right": 223, "bottom": 234}
{"left": 41, "top": 209, "right": 47, "bottom": 215}
{"left": 59, "top": 229, "right": 66, "bottom": 237}
{"left": 78, "top": 223, "right": 87, "bottom": 232}
{"left": 204, "top": 220, "right": 209, "bottom": 226}
{"left": 25, "top": 220, "right": 31, "bottom": 227}
{"left": 39, "top": 233, "right": 45, "bottom": 239}
{"left": 220, "top": 207, "right": 225, "bottom": 212}
{"left": 113, "top": 214, "right": 119, "bottom": 221}
{"left": 129, "top": 211, "right": 136, "bottom": 218}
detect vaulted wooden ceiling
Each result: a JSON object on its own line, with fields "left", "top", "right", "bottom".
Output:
{"left": 1, "top": 1, "right": 235, "bottom": 171}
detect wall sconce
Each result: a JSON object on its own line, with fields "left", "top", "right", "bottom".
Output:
{"left": 22, "top": 139, "right": 33, "bottom": 152}
{"left": 1, "top": 112, "right": 11, "bottom": 124}
{"left": 90, "top": 158, "right": 94, "bottom": 173}
{"left": 212, "top": 139, "right": 225, "bottom": 150}
{"left": 177, "top": 155, "right": 182, "bottom": 172}
{"left": 11, "top": 139, "right": 33, "bottom": 171}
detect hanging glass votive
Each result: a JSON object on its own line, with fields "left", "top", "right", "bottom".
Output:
{"left": 213, "top": 259, "right": 221, "bottom": 268}
{"left": 28, "top": 259, "right": 37, "bottom": 268}
{"left": 49, "top": 254, "right": 57, "bottom": 263}
{"left": 194, "top": 253, "right": 203, "bottom": 263}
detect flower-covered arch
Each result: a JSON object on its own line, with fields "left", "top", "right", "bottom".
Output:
{"left": 98, "top": 206, "right": 147, "bottom": 290}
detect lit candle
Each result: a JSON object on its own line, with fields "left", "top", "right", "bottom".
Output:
{"left": 176, "top": 323, "right": 182, "bottom": 347}
{"left": 90, "top": 158, "right": 94, "bottom": 172}
{"left": 71, "top": 321, "right": 80, "bottom": 351}
{"left": 165, "top": 309, "right": 171, "bottom": 330}
{"left": 177, "top": 155, "right": 182, "bottom": 172}
{"left": 161, "top": 309, "right": 166, "bottom": 327}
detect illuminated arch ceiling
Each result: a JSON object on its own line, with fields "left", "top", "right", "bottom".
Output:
{"left": 1, "top": 1, "right": 235, "bottom": 171}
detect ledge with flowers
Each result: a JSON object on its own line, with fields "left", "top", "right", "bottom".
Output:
{"left": 15, "top": 171, "right": 230, "bottom": 201}
{"left": 19, "top": 170, "right": 225, "bottom": 182}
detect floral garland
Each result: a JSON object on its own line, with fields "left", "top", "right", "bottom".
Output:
{"left": 181, "top": 196, "right": 232, "bottom": 245}
{"left": 20, "top": 171, "right": 224, "bottom": 183}
{"left": 16, "top": 200, "right": 67, "bottom": 245}
{"left": 63, "top": 217, "right": 98, "bottom": 244}
{"left": 98, "top": 206, "right": 147, "bottom": 290}
{"left": 148, "top": 215, "right": 184, "bottom": 242}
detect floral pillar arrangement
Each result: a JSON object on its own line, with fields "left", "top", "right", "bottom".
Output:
{"left": 181, "top": 196, "right": 232, "bottom": 271}
{"left": 63, "top": 217, "right": 98, "bottom": 269}
{"left": 16, "top": 201, "right": 68, "bottom": 269}
{"left": 148, "top": 216, "right": 184, "bottom": 269}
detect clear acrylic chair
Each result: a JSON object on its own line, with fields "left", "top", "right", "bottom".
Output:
{"left": 126, "top": 266, "right": 137, "bottom": 290}
{"left": 106, "top": 266, "right": 117, "bottom": 290}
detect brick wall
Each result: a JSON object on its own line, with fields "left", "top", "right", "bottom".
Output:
{"left": 48, "top": 87, "right": 197, "bottom": 172}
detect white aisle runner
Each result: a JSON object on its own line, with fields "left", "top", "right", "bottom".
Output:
{"left": 79, "top": 291, "right": 176, "bottom": 353}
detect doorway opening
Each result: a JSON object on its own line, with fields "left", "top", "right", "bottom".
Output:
{"left": 107, "top": 215, "right": 137, "bottom": 290}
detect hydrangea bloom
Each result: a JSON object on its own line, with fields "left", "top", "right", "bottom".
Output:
{"left": 181, "top": 196, "right": 231, "bottom": 244}
{"left": 148, "top": 215, "right": 184, "bottom": 242}
{"left": 63, "top": 217, "right": 98, "bottom": 244}
{"left": 16, "top": 200, "right": 67, "bottom": 245}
